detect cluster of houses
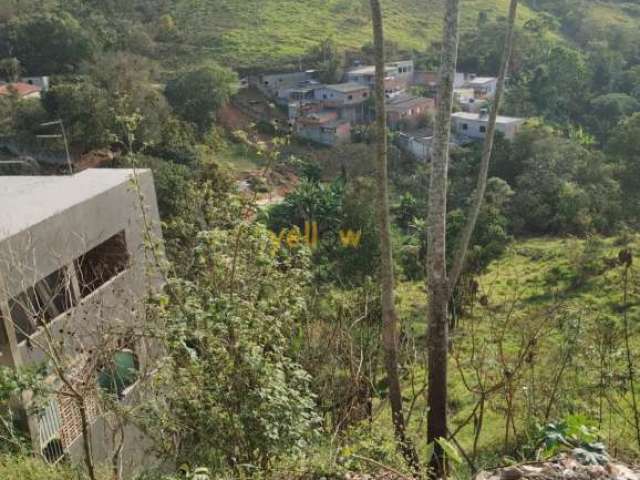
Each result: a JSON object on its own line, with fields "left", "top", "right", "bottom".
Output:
{"left": 247, "top": 61, "right": 526, "bottom": 159}
{"left": 248, "top": 60, "right": 434, "bottom": 146}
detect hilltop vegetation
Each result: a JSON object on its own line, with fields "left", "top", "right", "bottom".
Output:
{"left": 3, "top": 0, "right": 640, "bottom": 70}
{"left": 2, "top": 0, "right": 640, "bottom": 479}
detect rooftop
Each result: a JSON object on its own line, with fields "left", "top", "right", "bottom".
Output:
{"left": 386, "top": 94, "right": 434, "bottom": 112}
{"left": 324, "top": 82, "right": 370, "bottom": 94}
{"left": 0, "top": 169, "right": 145, "bottom": 242}
{"left": 0, "top": 82, "right": 41, "bottom": 97}
{"left": 467, "top": 76, "right": 497, "bottom": 85}
{"left": 347, "top": 65, "right": 396, "bottom": 76}
{"left": 452, "top": 111, "right": 525, "bottom": 124}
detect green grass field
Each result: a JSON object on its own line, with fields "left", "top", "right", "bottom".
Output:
{"left": 169, "top": 0, "right": 539, "bottom": 68}
{"left": 389, "top": 234, "right": 640, "bottom": 470}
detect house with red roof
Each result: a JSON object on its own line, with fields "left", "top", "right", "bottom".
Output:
{"left": 0, "top": 82, "right": 43, "bottom": 100}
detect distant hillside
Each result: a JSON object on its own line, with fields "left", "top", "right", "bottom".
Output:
{"left": 168, "top": 0, "right": 539, "bottom": 68}
{"left": 4, "top": 0, "right": 640, "bottom": 70}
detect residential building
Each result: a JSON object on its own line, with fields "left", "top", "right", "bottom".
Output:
{"left": 413, "top": 71, "right": 466, "bottom": 90}
{"left": 454, "top": 88, "right": 488, "bottom": 113}
{"left": 251, "top": 70, "right": 319, "bottom": 98}
{"left": 0, "top": 82, "right": 42, "bottom": 100}
{"left": 0, "top": 169, "right": 163, "bottom": 476}
{"left": 346, "top": 60, "right": 414, "bottom": 91}
{"left": 346, "top": 65, "right": 395, "bottom": 86}
{"left": 296, "top": 111, "right": 351, "bottom": 146}
{"left": 396, "top": 130, "right": 434, "bottom": 161}
{"left": 465, "top": 76, "right": 498, "bottom": 98}
{"left": 386, "top": 94, "right": 434, "bottom": 130}
{"left": 451, "top": 111, "right": 525, "bottom": 140}
{"left": 22, "top": 76, "right": 50, "bottom": 92}
{"left": 314, "top": 83, "right": 371, "bottom": 123}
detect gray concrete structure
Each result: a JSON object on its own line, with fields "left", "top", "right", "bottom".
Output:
{"left": 0, "top": 169, "right": 163, "bottom": 477}
{"left": 452, "top": 111, "right": 526, "bottom": 141}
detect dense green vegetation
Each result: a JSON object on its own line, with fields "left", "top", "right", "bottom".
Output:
{"left": 2, "top": 0, "right": 640, "bottom": 479}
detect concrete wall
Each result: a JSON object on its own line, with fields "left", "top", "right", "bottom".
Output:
{"left": 297, "top": 123, "right": 351, "bottom": 146}
{"left": 452, "top": 117, "right": 524, "bottom": 140}
{"left": 256, "top": 72, "right": 312, "bottom": 97}
{"left": 0, "top": 169, "right": 164, "bottom": 477}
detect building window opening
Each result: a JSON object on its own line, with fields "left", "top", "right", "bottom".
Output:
{"left": 39, "top": 399, "right": 64, "bottom": 464}
{"left": 98, "top": 348, "right": 139, "bottom": 399}
{"left": 479, "top": 126, "right": 487, "bottom": 133}
{"left": 10, "top": 267, "right": 76, "bottom": 344}
{"left": 75, "top": 231, "right": 129, "bottom": 298}
{"left": 42, "top": 439, "right": 64, "bottom": 464}
{"left": 462, "top": 123, "right": 468, "bottom": 130}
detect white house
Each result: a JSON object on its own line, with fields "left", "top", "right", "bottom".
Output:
{"left": 451, "top": 111, "right": 525, "bottom": 141}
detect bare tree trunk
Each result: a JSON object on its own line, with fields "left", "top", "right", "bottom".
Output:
{"left": 369, "top": 0, "right": 420, "bottom": 471}
{"left": 426, "top": 0, "right": 460, "bottom": 476}
{"left": 77, "top": 398, "right": 98, "bottom": 480}
{"left": 448, "top": 0, "right": 519, "bottom": 291}
{"left": 426, "top": 2, "right": 519, "bottom": 475}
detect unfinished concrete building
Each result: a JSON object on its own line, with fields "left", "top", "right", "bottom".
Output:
{"left": 0, "top": 168, "right": 163, "bottom": 476}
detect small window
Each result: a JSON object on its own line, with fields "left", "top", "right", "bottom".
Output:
{"left": 75, "top": 231, "right": 129, "bottom": 298}
{"left": 348, "top": 95, "right": 353, "bottom": 100}
{"left": 323, "top": 94, "right": 327, "bottom": 99}
{"left": 39, "top": 399, "right": 64, "bottom": 464}
{"left": 363, "top": 92, "right": 368, "bottom": 98}
{"left": 42, "top": 439, "right": 64, "bottom": 464}
{"left": 98, "top": 349, "right": 139, "bottom": 399}
{"left": 10, "top": 267, "right": 75, "bottom": 344}
{"left": 462, "top": 123, "right": 468, "bottom": 130}
{"left": 479, "top": 126, "right": 487, "bottom": 133}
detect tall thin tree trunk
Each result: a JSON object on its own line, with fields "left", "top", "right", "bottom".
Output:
{"left": 448, "top": 0, "right": 519, "bottom": 291}
{"left": 426, "top": 2, "right": 519, "bottom": 475}
{"left": 426, "top": 0, "right": 460, "bottom": 476}
{"left": 369, "top": 0, "right": 420, "bottom": 471}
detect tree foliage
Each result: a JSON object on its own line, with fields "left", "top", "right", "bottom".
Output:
{"left": 165, "top": 64, "right": 238, "bottom": 132}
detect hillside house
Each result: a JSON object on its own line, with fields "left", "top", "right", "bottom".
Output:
{"left": 252, "top": 70, "right": 319, "bottom": 98}
{"left": 465, "top": 76, "right": 498, "bottom": 98}
{"left": 314, "top": 83, "right": 371, "bottom": 123}
{"left": 413, "top": 71, "right": 466, "bottom": 91}
{"left": 0, "top": 82, "right": 42, "bottom": 100}
{"left": 0, "top": 169, "right": 163, "bottom": 476}
{"left": 452, "top": 111, "right": 525, "bottom": 140}
{"left": 296, "top": 111, "right": 351, "bottom": 146}
{"left": 346, "top": 60, "right": 414, "bottom": 91}
{"left": 396, "top": 130, "right": 434, "bottom": 161}
{"left": 454, "top": 88, "right": 488, "bottom": 113}
{"left": 22, "top": 76, "right": 50, "bottom": 92}
{"left": 386, "top": 94, "right": 434, "bottom": 129}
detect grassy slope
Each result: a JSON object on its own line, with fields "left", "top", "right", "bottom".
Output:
{"left": 393, "top": 235, "right": 640, "bottom": 467}
{"left": 170, "top": 0, "right": 538, "bottom": 68}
